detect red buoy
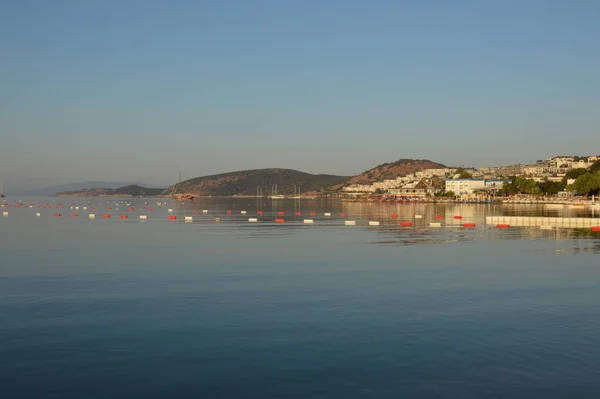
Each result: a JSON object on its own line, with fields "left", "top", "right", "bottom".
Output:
{"left": 391, "top": 213, "right": 399, "bottom": 218}
{"left": 257, "top": 211, "right": 264, "bottom": 215}
{"left": 54, "top": 213, "right": 61, "bottom": 217}
{"left": 463, "top": 223, "right": 476, "bottom": 228}
{"left": 454, "top": 216, "right": 463, "bottom": 219}
{"left": 278, "top": 211, "right": 285, "bottom": 215}
{"left": 192, "top": 209, "right": 199, "bottom": 213}
{"left": 400, "top": 221, "right": 413, "bottom": 227}
{"left": 275, "top": 218, "right": 285, "bottom": 223}
{"left": 168, "top": 215, "right": 177, "bottom": 220}
{"left": 591, "top": 226, "right": 600, "bottom": 232}
{"left": 435, "top": 215, "right": 443, "bottom": 219}
{"left": 226, "top": 210, "right": 232, "bottom": 214}
{"left": 129, "top": 207, "right": 134, "bottom": 211}
{"left": 120, "top": 215, "right": 128, "bottom": 219}
{"left": 340, "top": 213, "right": 348, "bottom": 217}
{"left": 497, "top": 224, "right": 510, "bottom": 229}
{"left": 310, "top": 212, "right": 317, "bottom": 217}
{"left": 103, "top": 214, "right": 110, "bottom": 219}
{"left": 294, "top": 211, "right": 302, "bottom": 216}
{"left": 71, "top": 213, "right": 78, "bottom": 217}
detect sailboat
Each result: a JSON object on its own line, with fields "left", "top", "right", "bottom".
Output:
{"left": 0, "top": 180, "right": 5, "bottom": 198}
{"left": 290, "top": 185, "right": 301, "bottom": 199}
{"left": 269, "top": 184, "right": 284, "bottom": 200}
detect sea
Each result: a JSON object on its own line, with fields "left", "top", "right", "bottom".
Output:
{"left": 1, "top": 197, "right": 600, "bottom": 398}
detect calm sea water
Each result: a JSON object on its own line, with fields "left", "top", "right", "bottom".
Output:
{"left": 1, "top": 197, "right": 600, "bottom": 398}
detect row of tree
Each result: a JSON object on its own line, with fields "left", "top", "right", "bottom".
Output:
{"left": 499, "top": 160, "right": 600, "bottom": 196}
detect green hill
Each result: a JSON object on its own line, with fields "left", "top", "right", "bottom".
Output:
{"left": 164, "top": 169, "right": 349, "bottom": 196}
{"left": 114, "top": 185, "right": 165, "bottom": 196}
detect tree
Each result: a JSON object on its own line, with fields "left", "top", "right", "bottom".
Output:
{"left": 373, "top": 188, "right": 386, "bottom": 195}
{"left": 589, "top": 160, "right": 600, "bottom": 174}
{"left": 537, "top": 179, "right": 566, "bottom": 195}
{"left": 454, "top": 168, "right": 473, "bottom": 179}
{"left": 568, "top": 171, "right": 600, "bottom": 196}
{"left": 499, "top": 177, "right": 542, "bottom": 195}
{"left": 566, "top": 168, "right": 588, "bottom": 179}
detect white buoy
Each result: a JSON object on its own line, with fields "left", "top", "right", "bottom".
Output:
{"left": 415, "top": 215, "right": 423, "bottom": 219}
{"left": 248, "top": 218, "right": 258, "bottom": 223}
{"left": 202, "top": 210, "right": 208, "bottom": 213}
{"left": 36, "top": 212, "right": 41, "bottom": 217}
{"left": 184, "top": 216, "right": 193, "bottom": 222}
{"left": 83, "top": 207, "right": 87, "bottom": 210}
{"left": 429, "top": 222, "right": 442, "bottom": 227}
{"left": 75, "top": 206, "right": 79, "bottom": 210}
{"left": 540, "top": 225, "right": 553, "bottom": 230}
{"left": 345, "top": 220, "right": 356, "bottom": 226}
{"left": 303, "top": 219, "right": 314, "bottom": 224}
{"left": 139, "top": 215, "right": 147, "bottom": 220}
{"left": 368, "top": 221, "right": 380, "bottom": 226}
{"left": 2, "top": 211, "right": 7, "bottom": 216}
{"left": 324, "top": 212, "right": 332, "bottom": 217}
{"left": 88, "top": 214, "right": 96, "bottom": 219}
{"left": 168, "top": 209, "right": 173, "bottom": 213}
{"left": 241, "top": 210, "right": 247, "bottom": 214}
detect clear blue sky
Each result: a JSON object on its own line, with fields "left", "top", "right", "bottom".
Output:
{"left": 1, "top": 0, "right": 599, "bottom": 190}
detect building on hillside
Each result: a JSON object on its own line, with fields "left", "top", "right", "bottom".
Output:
{"left": 445, "top": 179, "right": 509, "bottom": 197}
{"left": 343, "top": 184, "right": 375, "bottom": 193}
{"left": 388, "top": 180, "right": 440, "bottom": 198}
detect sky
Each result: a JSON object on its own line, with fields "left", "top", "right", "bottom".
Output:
{"left": 1, "top": 0, "right": 599, "bottom": 191}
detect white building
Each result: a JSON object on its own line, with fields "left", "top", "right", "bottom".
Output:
{"left": 445, "top": 179, "right": 509, "bottom": 196}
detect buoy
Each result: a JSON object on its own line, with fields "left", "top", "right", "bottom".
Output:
{"left": 107, "top": 208, "right": 112, "bottom": 210}
{"left": 2, "top": 211, "right": 8, "bottom": 216}
{"left": 248, "top": 218, "right": 258, "bottom": 222}
{"left": 400, "top": 221, "right": 413, "bottom": 227}
{"left": 324, "top": 212, "right": 331, "bottom": 217}
{"left": 184, "top": 216, "right": 193, "bottom": 222}
{"left": 496, "top": 224, "right": 510, "bottom": 229}
{"left": 89, "top": 214, "right": 96, "bottom": 219}
{"left": 415, "top": 214, "right": 423, "bottom": 219}
{"left": 203, "top": 210, "right": 208, "bottom": 213}
{"left": 294, "top": 211, "right": 302, "bottom": 216}
{"left": 540, "top": 225, "right": 552, "bottom": 230}
{"left": 429, "top": 222, "right": 442, "bottom": 227}
{"left": 310, "top": 212, "right": 317, "bottom": 217}
{"left": 462, "top": 223, "right": 476, "bottom": 228}
{"left": 148, "top": 208, "right": 153, "bottom": 212}
{"left": 192, "top": 209, "right": 199, "bottom": 213}
{"left": 241, "top": 211, "right": 247, "bottom": 214}
{"left": 275, "top": 218, "right": 285, "bottom": 223}
{"left": 120, "top": 215, "right": 128, "bottom": 219}
{"left": 340, "top": 213, "right": 348, "bottom": 217}
{"left": 368, "top": 221, "right": 380, "bottom": 226}
{"left": 54, "top": 213, "right": 61, "bottom": 217}
{"left": 83, "top": 207, "right": 87, "bottom": 210}
{"left": 304, "top": 219, "right": 314, "bottom": 224}
{"left": 139, "top": 215, "right": 147, "bottom": 220}
{"left": 591, "top": 226, "right": 600, "bottom": 232}
{"left": 454, "top": 216, "right": 463, "bottom": 219}
{"left": 215, "top": 217, "right": 221, "bottom": 222}
{"left": 226, "top": 210, "right": 232, "bottom": 214}
{"left": 168, "top": 209, "right": 173, "bottom": 213}
{"left": 75, "top": 207, "right": 80, "bottom": 210}
{"left": 278, "top": 211, "right": 284, "bottom": 215}
{"left": 71, "top": 213, "right": 78, "bottom": 217}
{"left": 257, "top": 211, "right": 264, "bottom": 215}
{"left": 103, "top": 214, "right": 110, "bottom": 219}
{"left": 344, "top": 220, "right": 356, "bottom": 226}
{"left": 129, "top": 207, "right": 134, "bottom": 211}
{"left": 435, "top": 215, "right": 443, "bottom": 219}
{"left": 391, "top": 214, "right": 398, "bottom": 218}
{"left": 36, "top": 212, "right": 41, "bottom": 217}
{"left": 168, "top": 215, "right": 177, "bottom": 220}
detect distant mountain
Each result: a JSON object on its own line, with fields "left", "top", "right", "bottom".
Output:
{"left": 164, "top": 169, "right": 349, "bottom": 197}
{"left": 347, "top": 159, "right": 447, "bottom": 185}
{"left": 17, "top": 181, "right": 165, "bottom": 196}
{"left": 55, "top": 184, "right": 165, "bottom": 197}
